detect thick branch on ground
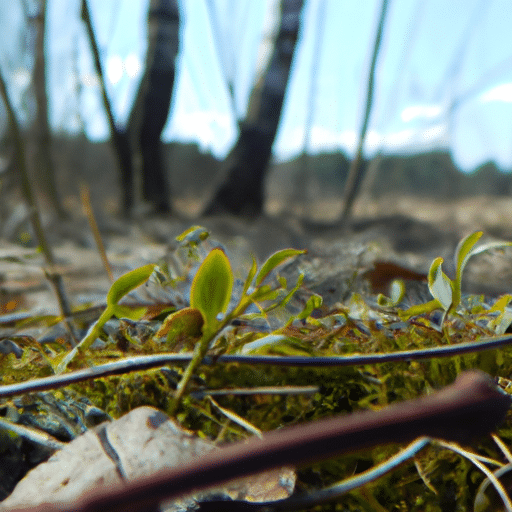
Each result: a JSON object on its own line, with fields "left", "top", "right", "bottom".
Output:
{"left": 7, "top": 371, "right": 510, "bottom": 512}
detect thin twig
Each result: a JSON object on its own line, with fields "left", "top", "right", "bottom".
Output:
{"left": 1, "top": 334, "right": 512, "bottom": 398}
{"left": 190, "top": 385, "right": 320, "bottom": 399}
{"left": 493, "top": 433, "right": 512, "bottom": 464}
{"left": 340, "top": 0, "right": 389, "bottom": 221}
{"left": 271, "top": 437, "right": 431, "bottom": 511}
{"left": 0, "top": 63, "right": 54, "bottom": 265}
{"left": 207, "top": 396, "right": 263, "bottom": 438}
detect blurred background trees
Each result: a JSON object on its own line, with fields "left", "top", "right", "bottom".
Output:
{"left": 1, "top": 0, "right": 512, "bottom": 226}
{"left": 204, "top": 0, "right": 303, "bottom": 217}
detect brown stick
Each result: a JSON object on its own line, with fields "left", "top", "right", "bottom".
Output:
{"left": 7, "top": 371, "right": 510, "bottom": 512}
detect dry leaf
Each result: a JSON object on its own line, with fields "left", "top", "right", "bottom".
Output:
{"left": 0, "top": 406, "right": 295, "bottom": 510}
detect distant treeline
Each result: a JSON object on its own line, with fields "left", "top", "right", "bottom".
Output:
{"left": 5, "top": 135, "right": 511, "bottom": 214}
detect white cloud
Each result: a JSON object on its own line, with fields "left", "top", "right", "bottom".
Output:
{"left": 279, "top": 125, "right": 415, "bottom": 157}
{"left": 125, "top": 54, "right": 142, "bottom": 78}
{"left": 291, "top": 123, "right": 445, "bottom": 158}
{"left": 167, "top": 110, "right": 235, "bottom": 155}
{"left": 280, "top": 126, "right": 359, "bottom": 155}
{"left": 106, "top": 55, "right": 123, "bottom": 85}
{"left": 480, "top": 83, "right": 512, "bottom": 103}
{"left": 382, "top": 129, "right": 414, "bottom": 149}
{"left": 418, "top": 124, "right": 447, "bottom": 145}
{"left": 337, "top": 130, "right": 358, "bottom": 151}
{"left": 312, "top": 125, "right": 347, "bottom": 151}
{"left": 400, "top": 104, "right": 442, "bottom": 123}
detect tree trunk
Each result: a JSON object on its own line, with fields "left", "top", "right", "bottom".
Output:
{"left": 127, "top": 0, "right": 180, "bottom": 214}
{"left": 32, "top": 0, "right": 66, "bottom": 218}
{"left": 204, "top": 0, "right": 304, "bottom": 218}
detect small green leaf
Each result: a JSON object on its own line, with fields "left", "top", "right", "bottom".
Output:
{"left": 377, "top": 294, "right": 391, "bottom": 307}
{"left": 378, "top": 279, "right": 406, "bottom": 307}
{"left": 297, "top": 293, "right": 323, "bottom": 320}
{"left": 452, "top": 231, "right": 482, "bottom": 307}
{"left": 106, "top": 264, "right": 156, "bottom": 307}
{"left": 190, "top": 248, "right": 234, "bottom": 328}
{"left": 428, "top": 257, "right": 453, "bottom": 311}
{"left": 469, "top": 240, "right": 512, "bottom": 258}
{"left": 254, "top": 249, "right": 306, "bottom": 287}
{"left": 110, "top": 304, "right": 148, "bottom": 321}
{"left": 176, "top": 225, "right": 210, "bottom": 245}
{"left": 249, "top": 285, "right": 282, "bottom": 303}
{"left": 390, "top": 279, "right": 406, "bottom": 305}
{"left": 278, "top": 273, "right": 304, "bottom": 308}
{"left": 454, "top": 231, "right": 483, "bottom": 282}
{"left": 155, "top": 307, "right": 204, "bottom": 341}
{"left": 483, "top": 295, "right": 512, "bottom": 334}
{"left": 398, "top": 299, "right": 440, "bottom": 320}
{"left": 452, "top": 231, "right": 512, "bottom": 309}
{"left": 486, "top": 294, "right": 512, "bottom": 314}
{"left": 242, "top": 257, "right": 258, "bottom": 295}
{"left": 249, "top": 283, "right": 274, "bottom": 299}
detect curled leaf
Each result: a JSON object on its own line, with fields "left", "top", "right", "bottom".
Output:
{"left": 428, "top": 257, "right": 453, "bottom": 312}
{"left": 242, "top": 257, "right": 258, "bottom": 295}
{"left": 176, "top": 225, "right": 210, "bottom": 245}
{"left": 452, "top": 231, "right": 483, "bottom": 308}
{"left": 398, "top": 299, "right": 440, "bottom": 321}
{"left": 107, "top": 264, "right": 156, "bottom": 307}
{"left": 254, "top": 249, "right": 306, "bottom": 287}
{"left": 297, "top": 293, "right": 323, "bottom": 320}
{"left": 377, "top": 279, "right": 406, "bottom": 307}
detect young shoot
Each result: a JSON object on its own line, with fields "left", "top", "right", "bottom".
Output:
{"left": 168, "top": 245, "right": 305, "bottom": 414}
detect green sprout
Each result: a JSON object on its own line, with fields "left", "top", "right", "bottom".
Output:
{"left": 377, "top": 279, "right": 406, "bottom": 308}
{"left": 399, "top": 231, "right": 512, "bottom": 327}
{"left": 168, "top": 245, "right": 306, "bottom": 414}
{"left": 56, "top": 264, "right": 156, "bottom": 373}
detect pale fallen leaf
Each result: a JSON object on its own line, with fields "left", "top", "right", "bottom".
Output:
{"left": 0, "top": 406, "right": 295, "bottom": 510}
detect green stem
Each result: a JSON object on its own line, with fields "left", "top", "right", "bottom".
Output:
{"left": 56, "top": 307, "right": 113, "bottom": 373}
{"left": 169, "top": 321, "right": 228, "bottom": 416}
{"left": 169, "top": 344, "right": 206, "bottom": 415}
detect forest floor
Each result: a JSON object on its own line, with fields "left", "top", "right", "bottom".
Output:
{"left": 3, "top": 192, "right": 512, "bottom": 509}
{"left": 3, "top": 192, "right": 512, "bottom": 322}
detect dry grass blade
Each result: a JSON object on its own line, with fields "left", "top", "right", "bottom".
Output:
{"left": 80, "top": 183, "right": 113, "bottom": 283}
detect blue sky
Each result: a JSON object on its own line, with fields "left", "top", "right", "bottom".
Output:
{"left": 2, "top": 0, "right": 512, "bottom": 172}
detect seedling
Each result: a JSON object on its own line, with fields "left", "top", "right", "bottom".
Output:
{"left": 56, "top": 264, "right": 156, "bottom": 373}
{"left": 399, "top": 231, "right": 512, "bottom": 327}
{"left": 168, "top": 246, "right": 305, "bottom": 414}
